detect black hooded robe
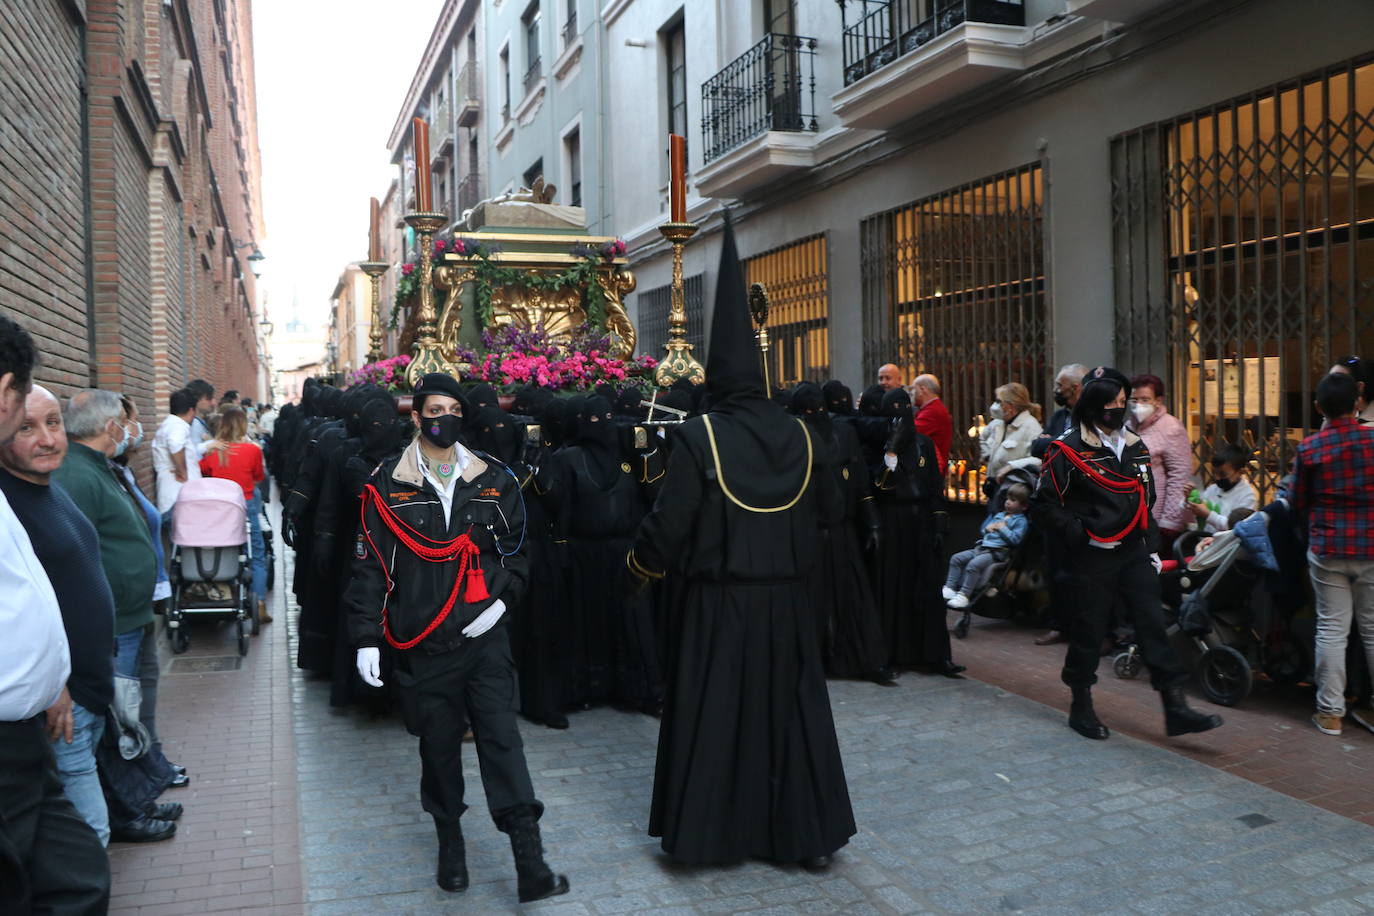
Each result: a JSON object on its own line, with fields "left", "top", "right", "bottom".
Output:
{"left": 629, "top": 213, "right": 854, "bottom": 865}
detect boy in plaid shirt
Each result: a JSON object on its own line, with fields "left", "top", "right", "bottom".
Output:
{"left": 1292, "top": 371, "right": 1374, "bottom": 736}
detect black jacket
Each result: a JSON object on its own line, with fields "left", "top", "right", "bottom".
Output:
{"left": 1031, "top": 424, "right": 1159, "bottom": 555}
{"left": 344, "top": 441, "right": 529, "bottom": 653}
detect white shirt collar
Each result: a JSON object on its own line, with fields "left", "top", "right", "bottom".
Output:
{"left": 1095, "top": 426, "right": 1126, "bottom": 461}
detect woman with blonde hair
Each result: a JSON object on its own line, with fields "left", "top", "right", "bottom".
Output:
{"left": 983, "top": 382, "right": 1044, "bottom": 485}
{"left": 197, "top": 406, "right": 271, "bottom": 623}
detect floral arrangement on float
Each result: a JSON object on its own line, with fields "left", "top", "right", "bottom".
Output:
{"left": 347, "top": 354, "right": 413, "bottom": 391}
{"left": 391, "top": 236, "right": 627, "bottom": 332}
{"left": 455, "top": 323, "right": 656, "bottom": 392}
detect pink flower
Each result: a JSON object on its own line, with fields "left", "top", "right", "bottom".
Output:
{"left": 434, "top": 239, "right": 448, "bottom": 252}
{"left": 453, "top": 239, "right": 467, "bottom": 255}
{"left": 401, "top": 262, "right": 415, "bottom": 276}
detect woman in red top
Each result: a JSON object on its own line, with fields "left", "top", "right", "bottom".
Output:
{"left": 198, "top": 407, "right": 271, "bottom": 622}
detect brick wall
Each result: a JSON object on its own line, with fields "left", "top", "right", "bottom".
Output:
{"left": 0, "top": 2, "right": 89, "bottom": 395}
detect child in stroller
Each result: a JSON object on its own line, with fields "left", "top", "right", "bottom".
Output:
{"left": 166, "top": 477, "right": 259, "bottom": 656}
{"left": 949, "top": 470, "right": 1048, "bottom": 639}
{"left": 945, "top": 483, "right": 1030, "bottom": 610}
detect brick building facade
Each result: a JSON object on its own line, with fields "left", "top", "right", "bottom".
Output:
{"left": 1, "top": 0, "right": 265, "bottom": 466}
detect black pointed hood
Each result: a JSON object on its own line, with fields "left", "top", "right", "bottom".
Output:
{"left": 706, "top": 211, "right": 766, "bottom": 407}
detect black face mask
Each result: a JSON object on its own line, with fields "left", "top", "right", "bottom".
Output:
{"left": 420, "top": 414, "right": 464, "bottom": 449}
{"left": 1099, "top": 407, "right": 1127, "bottom": 431}
{"left": 1053, "top": 390, "right": 1069, "bottom": 407}
{"left": 1215, "top": 476, "right": 1239, "bottom": 492}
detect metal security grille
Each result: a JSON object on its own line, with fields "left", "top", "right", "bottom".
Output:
{"left": 744, "top": 235, "right": 830, "bottom": 385}
{"left": 1112, "top": 56, "right": 1374, "bottom": 499}
{"left": 635, "top": 273, "right": 705, "bottom": 361}
{"left": 860, "top": 164, "right": 1048, "bottom": 503}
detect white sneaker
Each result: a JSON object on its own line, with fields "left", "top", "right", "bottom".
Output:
{"left": 942, "top": 587, "right": 957, "bottom": 602}
{"left": 947, "top": 593, "right": 970, "bottom": 610}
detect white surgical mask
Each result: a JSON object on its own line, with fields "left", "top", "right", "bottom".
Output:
{"left": 110, "top": 419, "right": 131, "bottom": 458}
{"left": 127, "top": 420, "right": 145, "bottom": 450}
{"left": 989, "top": 402, "right": 1005, "bottom": 421}
{"left": 1130, "top": 403, "right": 1155, "bottom": 422}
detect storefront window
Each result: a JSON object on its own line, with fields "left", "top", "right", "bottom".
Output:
{"left": 743, "top": 235, "right": 830, "bottom": 385}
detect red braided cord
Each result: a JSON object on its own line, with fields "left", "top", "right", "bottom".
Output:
{"left": 1043, "top": 441, "right": 1150, "bottom": 544}
{"left": 359, "top": 485, "right": 481, "bottom": 650}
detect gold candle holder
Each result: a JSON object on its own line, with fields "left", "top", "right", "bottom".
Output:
{"left": 402, "top": 211, "right": 456, "bottom": 387}
{"left": 653, "top": 221, "right": 706, "bottom": 388}
{"left": 359, "top": 260, "right": 390, "bottom": 363}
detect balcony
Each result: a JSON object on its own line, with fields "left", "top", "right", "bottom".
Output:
{"left": 562, "top": 9, "right": 578, "bottom": 48}
{"left": 554, "top": 9, "right": 584, "bottom": 80}
{"left": 433, "top": 99, "right": 453, "bottom": 156}
{"left": 457, "top": 60, "right": 480, "bottom": 127}
{"left": 523, "top": 58, "right": 542, "bottom": 98}
{"left": 695, "top": 33, "right": 818, "bottom": 199}
{"left": 832, "top": 0, "right": 1028, "bottom": 130}
{"left": 458, "top": 171, "right": 483, "bottom": 214}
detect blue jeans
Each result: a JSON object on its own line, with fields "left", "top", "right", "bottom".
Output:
{"left": 114, "top": 627, "right": 143, "bottom": 678}
{"left": 248, "top": 491, "right": 267, "bottom": 601}
{"left": 50, "top": 702, "right": 109, "bottom": 846}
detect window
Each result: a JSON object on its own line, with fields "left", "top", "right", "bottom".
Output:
{"left": 523, "top": 158, "right": 544, "bottom": 190}
{"left": 763, "top": 0, "right": 796, "bottom": 34}
{"left": 523, "top": 2, "right": 542, "bottom": 94}
{"left": 743, "top": 235, "right": 830, "bottom": 386}
{"left": 860, "top": 164, "right": 1048, "bottom": 504}
{"left": 467, "top": 29, "right": 477, "bottom": 62}
{"left": 499, "top": 46, "right": 511, "bottom": 121}
{"left": 1112, "top": 55, "right": 1374, "bottom": 500}
{"left": 562, "top": 0, "right": 578, "bottom": 48}
{"left": 564, "top": 128, "right": 582, "bottom": 207}
{"left": 637, "top": 274, "right": 705, "bottom": 357}
{"left": 665, "top": 20, "right": 687, "bottom": 142}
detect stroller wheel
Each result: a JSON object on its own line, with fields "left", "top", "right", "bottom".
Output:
{"left": 170, "top": 626, "right": 189, "bottom": 654}
{"left": 1197, "top": 645, "right": 1252, "bottom": 707}
{"left": 237, "top": 618, "right": 251, "bottom": 657}
{"left": 1112, "top": 649, "right": 1143, "bottom": 679}
{"left": 953, "top": 613, "right": 970, "bottom": 640}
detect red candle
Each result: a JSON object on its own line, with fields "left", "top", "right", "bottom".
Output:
{"left": 413, "top": 117, "right": 432, "bottom": 213}
{"left": 368, "top": 197, "right": 381, "bottom": 261}
{"left": 669, "top": 134, "right": 686, "bottom": 223}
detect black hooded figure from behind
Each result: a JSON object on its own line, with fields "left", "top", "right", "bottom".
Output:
{"left": 537, "top": 396, "right": 660, "bottom": 714}
{"left": 627, "top": 212, "right": 855, "bottom": 868}
{"left": 869, "top": 387, "right": 962, "bottom": 676}
{"left": 791, "top": 383, "right": 893, "bottom": 685}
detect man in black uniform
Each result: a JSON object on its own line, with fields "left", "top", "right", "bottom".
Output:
{"left": 627, "top": 215, "right": 855, "bottom": 868}
{"left": 343, "top": 373, "right": 568, "bottom": 903}
{"left": 1031, "top": 366, "right": 1222, "bottom": 741}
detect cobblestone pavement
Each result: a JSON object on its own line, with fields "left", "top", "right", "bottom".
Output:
{"left": 110, "top": 493, "right": 1374, "bottom": 914}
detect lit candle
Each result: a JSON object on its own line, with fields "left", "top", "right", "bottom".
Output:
{"left": 369, "top": 197, "right": 381, "bottom": 261}
{"left": 413, "top": 117, "right": 432, "bottom": 213}
{"left": 669, "top": 134, "right": 686, "bottom": 223}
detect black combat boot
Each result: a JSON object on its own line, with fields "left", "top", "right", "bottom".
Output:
{"left": 1161, "top": 686, "right": 1223, "bottom": 737}
{"left": 435, "top": 821, "right": 468, "bottom": 892}
{"left": 1068, "top": 687, "right": 1109, "bottom": 740}
{"left": 507, "top": 814, "right": 570, "bottom": 903}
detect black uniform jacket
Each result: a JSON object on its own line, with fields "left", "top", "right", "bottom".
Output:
{"left": 344, "top": 440, "right": 529, "bottom": 653}
{"left": 1030, "top": 423, "right": 1160, "bottom": 554}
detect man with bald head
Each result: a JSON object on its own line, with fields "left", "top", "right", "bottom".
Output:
{"left": 912, "top": 374, "right": 952, "bottom": 475}
{"left": 877, "top": 364, "right": 905, "bottom": 392}
{"left": 0, "top": 386, "right": 118, "bottom": 845}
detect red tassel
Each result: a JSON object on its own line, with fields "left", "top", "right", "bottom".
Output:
{"left": 464, "top": 564, "right": 489, "bottom": 603}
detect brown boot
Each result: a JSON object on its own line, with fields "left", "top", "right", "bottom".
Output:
{"left": 257, "top": 599, "right": 273, "bottom": 624}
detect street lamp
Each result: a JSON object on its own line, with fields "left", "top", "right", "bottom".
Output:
{"left": 258, "top": 316, "right": 274, "bottom": 337}
{"left": 234, "top": 239, "right": 266, "bottom": 276}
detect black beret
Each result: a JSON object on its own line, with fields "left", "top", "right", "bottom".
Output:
{"left": 412, "top": 372, "right": 465, "bottom": 406}
{"left": 1082, "top": 366, "right": 1131, "bottom": 391}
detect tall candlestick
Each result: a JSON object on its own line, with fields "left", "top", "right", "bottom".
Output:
{"left": 368, "top": 197, "right": 381, "bottom": 261}
{"left": 413, "top": 117, "right": 432, "bottom": 213}
{"left": 654, "top": 221, "right": 705, "bottom": 388}
{"left": 669, "top": 134, "right": 687, "bottom": 223}
{"left": 360, "top": 259, "right": 390, "bottom": 362}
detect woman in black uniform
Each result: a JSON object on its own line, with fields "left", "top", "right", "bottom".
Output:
{"left": 1031, "top": 366, "right": 1222, "bottom": 740}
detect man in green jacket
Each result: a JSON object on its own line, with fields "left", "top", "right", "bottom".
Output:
{"left": 54, "top": 389, "right": 180, "bottom": 842}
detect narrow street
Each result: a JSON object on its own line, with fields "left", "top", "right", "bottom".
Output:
{"left": 104, "top": 497, "right": 1374, "bottom": 915}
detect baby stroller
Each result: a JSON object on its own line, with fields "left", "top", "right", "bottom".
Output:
{"left": 951, "top": 467, "right": 1048, "bottom": 639}
{"left": 167, "top": 478, "right": 259, "bottom": 657}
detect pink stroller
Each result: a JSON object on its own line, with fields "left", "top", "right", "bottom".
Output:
{"left": 167, "top": 477, "right": 257, "bottom": 656}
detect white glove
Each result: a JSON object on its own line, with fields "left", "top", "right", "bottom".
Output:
{"left": 1150, "top": 552, "right": 1163, "bottom": 574}
{"left": 462, "top": 599, "right": 507, "bottom": 639}
{"left": 356, "top": 647, "right": 383, "bottom": 687}
{"left": 883, "top": 452, "right": 898, "bottom": 471}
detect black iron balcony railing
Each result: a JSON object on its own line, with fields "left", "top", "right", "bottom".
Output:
{"left": 841, "top": 0, "right": 1025, "bottom": 87}
{"left": 702, "top": 33, "right": 818, "bottom": 165}
{"left": 501, "top": 101, "right": 511, "bottom": 123}
{"left": 562, "top": 10, "right": 578, "bottom": 47}
{"left": 523, "top": 58, "right": 542, "bottom": 97}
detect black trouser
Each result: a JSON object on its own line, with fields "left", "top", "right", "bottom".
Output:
{"left": 393, "top": 627, "right": 542, "bottom": 833}
{"left": 0, "top": 718, "right": 109, "bottom": 915}
{"left": 1043, "top": 533, "right": 1072, "bottom": 633}
{"left": 1061, "top": 541, "right": 1188, "bottom": 691}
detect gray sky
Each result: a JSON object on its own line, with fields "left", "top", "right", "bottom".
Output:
{"left": 253, "top": 0, "right": 443, "bottom": 338}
